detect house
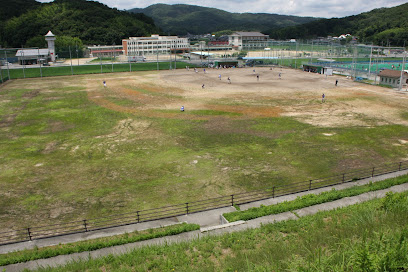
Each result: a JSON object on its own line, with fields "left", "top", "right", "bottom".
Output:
{"left": 228, "top": 32, "right": 269, "bottom": 51}
{"left": 378, "top": 69, "right": 408, "bottom": 88}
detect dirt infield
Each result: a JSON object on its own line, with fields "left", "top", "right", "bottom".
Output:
{"left": 85, "top": 66, "right": 408, "bottom": 127}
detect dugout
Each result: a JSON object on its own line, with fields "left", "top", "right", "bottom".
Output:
{"left": 214, "top": 60, "right": 239, "bottom": 68}
{"left": 303, "top": 64, "right": 332, "bottom": 75}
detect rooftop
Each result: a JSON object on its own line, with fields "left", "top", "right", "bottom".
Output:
{"left": 15, "top": 49, "right": 49, "bottom": 58}
{"left": 45, "top": 31, "right": 55, "bottom": 37}
{"left": 231, "top": 32, "right": 268, "bottom": 37}
{"left": 379, "top": 69, "right": 408, "bottom": 78}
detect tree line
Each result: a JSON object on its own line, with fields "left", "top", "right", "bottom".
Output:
{"left": 268, "top": 3, "right": 408, "bottom": 46}
{"left": 0, "top": 0, "right": 161, "bottom": 49}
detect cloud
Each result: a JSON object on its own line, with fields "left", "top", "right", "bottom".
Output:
{"left": 35, "top": 0, "right": 407, "bottom": 18}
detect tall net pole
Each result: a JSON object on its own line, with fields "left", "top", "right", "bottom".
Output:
{"left": 38, "top": 48, "right": 42, "bottom": 78}
{"left": 111, "top": 46, "right": 114, "bottom": 73}
{"left": 22, "top": 49, "right": 26, "bottom": 79}
{"left": 5, "top": 50, "right": 10, "bottom": 80}
{"left": 100, "top": 52, "right": 103, "bottom": 74}
{"left": 69, "top": 46, "right": 73, "bottom": 75}
{"left": 399, "top": 51, "right": 406, "bottom": 91}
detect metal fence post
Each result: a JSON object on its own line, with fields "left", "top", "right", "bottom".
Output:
{"left": 372, "top": 167, "right": 375, "bottom": 177}
{"left": 342, "top": 173, "right": 345, "bottom": 183}
{"left": 27, "top": 228, "right": 32, "bottom": 241}
{"left": 399, "top": 162, "right": 402, "bottom": 171}
{"left": 186, "top": 203, "right": 189, "bottom": 214}
{"left": 137, "top": 211, "right": 140, "bottom": 223}
{"left": 83, "top": 220, "right": 88, "bottom": 232}
{"left": 231, "top": 195, "right": 234, "bottom": 206}
{"left": 309, "top": 180, "right": 312, "bottom": 190}
{"left": 272, "top": 186, "right": 275, "bottom": 198}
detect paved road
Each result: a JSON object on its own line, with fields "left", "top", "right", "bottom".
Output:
{"left": 1, "top": 170, "right": 407, "bottom": 272}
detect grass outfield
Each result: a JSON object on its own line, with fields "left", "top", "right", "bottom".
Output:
{"left": 2, "top": 67, "right": 408, "bottom": 232}
{"left": 2, "top": 61, "right": 190, "bottom": 79}
{"left": 32, "top": 191, "right": 408, "bottom": 271}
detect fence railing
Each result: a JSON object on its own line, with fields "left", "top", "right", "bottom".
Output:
{"left": 1, "top": 160, "right": 408, "bottom": 246}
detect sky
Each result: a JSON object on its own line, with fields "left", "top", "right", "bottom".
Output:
{"left": 35, "top": 0, "right": 408, "bottom": 18}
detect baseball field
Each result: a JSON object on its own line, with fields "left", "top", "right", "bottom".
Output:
{"left": 1, "top": 66, "right": 408, "bottom": 231}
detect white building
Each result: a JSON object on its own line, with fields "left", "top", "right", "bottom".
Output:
{"left": 228, "top": 32, "right": 269, "bottom": 51}
{"left": 122, "top": 35, "right": 190, "bottom": 56}
{"left": 15, "top": 49, "right": 50, "bottom": 65}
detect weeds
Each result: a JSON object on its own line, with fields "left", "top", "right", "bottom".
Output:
{"left": 0, "top": 223, "right": 199, "bottom": 266}
{"left": 224, "top": 174, "right": 408, "bottom": 222}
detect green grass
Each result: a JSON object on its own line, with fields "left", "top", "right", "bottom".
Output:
{"left": 31, "top": 191, "right": 408, "bottom": 271}
{"left": 104, "top": 96, "right": 141, "bottom": 107}
{"left": 224, "top": 174, "right": 408, "bottom": 222}
{"left": 0, "top": 223, "right": 199, "bottom": 266}
{"left": 4, "top": 61, "right": 192, "bottom": 79}
{"left": 89, "top": 57, "right": 119, "bottom": 63}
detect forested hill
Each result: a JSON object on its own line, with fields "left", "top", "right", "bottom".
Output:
{"left": 129, "top": 4, "right": 318, "bottom": 35}
{"left": 268, "top": 2, "right": 408, "bottom": 46}
{"left": 0, "top": 0, "right": 40, "bottom": 22}
{"left": 0, "top": 0, "right": 161, "bottom": 48}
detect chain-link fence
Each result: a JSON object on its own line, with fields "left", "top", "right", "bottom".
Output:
{"left": 1, "top": 43, "right": 406, "bottom": 87}
{"left": 0, "top": 46, "right": 194, "bottom": 83}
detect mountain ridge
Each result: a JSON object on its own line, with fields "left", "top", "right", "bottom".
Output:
{"left": 129, "top": 4, "right": 318, "bottom": 35}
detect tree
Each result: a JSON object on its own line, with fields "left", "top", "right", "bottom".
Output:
{"left": 55, "top": 36, "right": 84, "bottom": 58}
{"left": 25, "top": 35, "right": 47, "bottom": 48}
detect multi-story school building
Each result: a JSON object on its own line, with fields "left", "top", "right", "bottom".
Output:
{"left": 228, "top": 32, "right": 269, "bottom": 51}
{"left": 122, "top": 35, "right": 190, "bottom": 56}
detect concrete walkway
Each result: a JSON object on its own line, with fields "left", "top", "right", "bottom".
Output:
{"left": 1, "top": 170, "right": 408, "bottom": 271}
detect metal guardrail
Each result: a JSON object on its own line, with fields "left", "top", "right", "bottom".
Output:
{"left": 1, "top": 160, "right": 407, "bottom": 246}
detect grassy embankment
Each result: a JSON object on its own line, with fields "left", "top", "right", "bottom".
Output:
{"left": 224, "top": 174, "right": 408, "bottom": 222}
{"left": 1, "top": 174, "right": 406, "bottom": 266}
{"left": 0, "top": 223, "right": 199, "bottom": 266}
{"left": 30, "top": 191, "right": 408, "bottom": 271}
